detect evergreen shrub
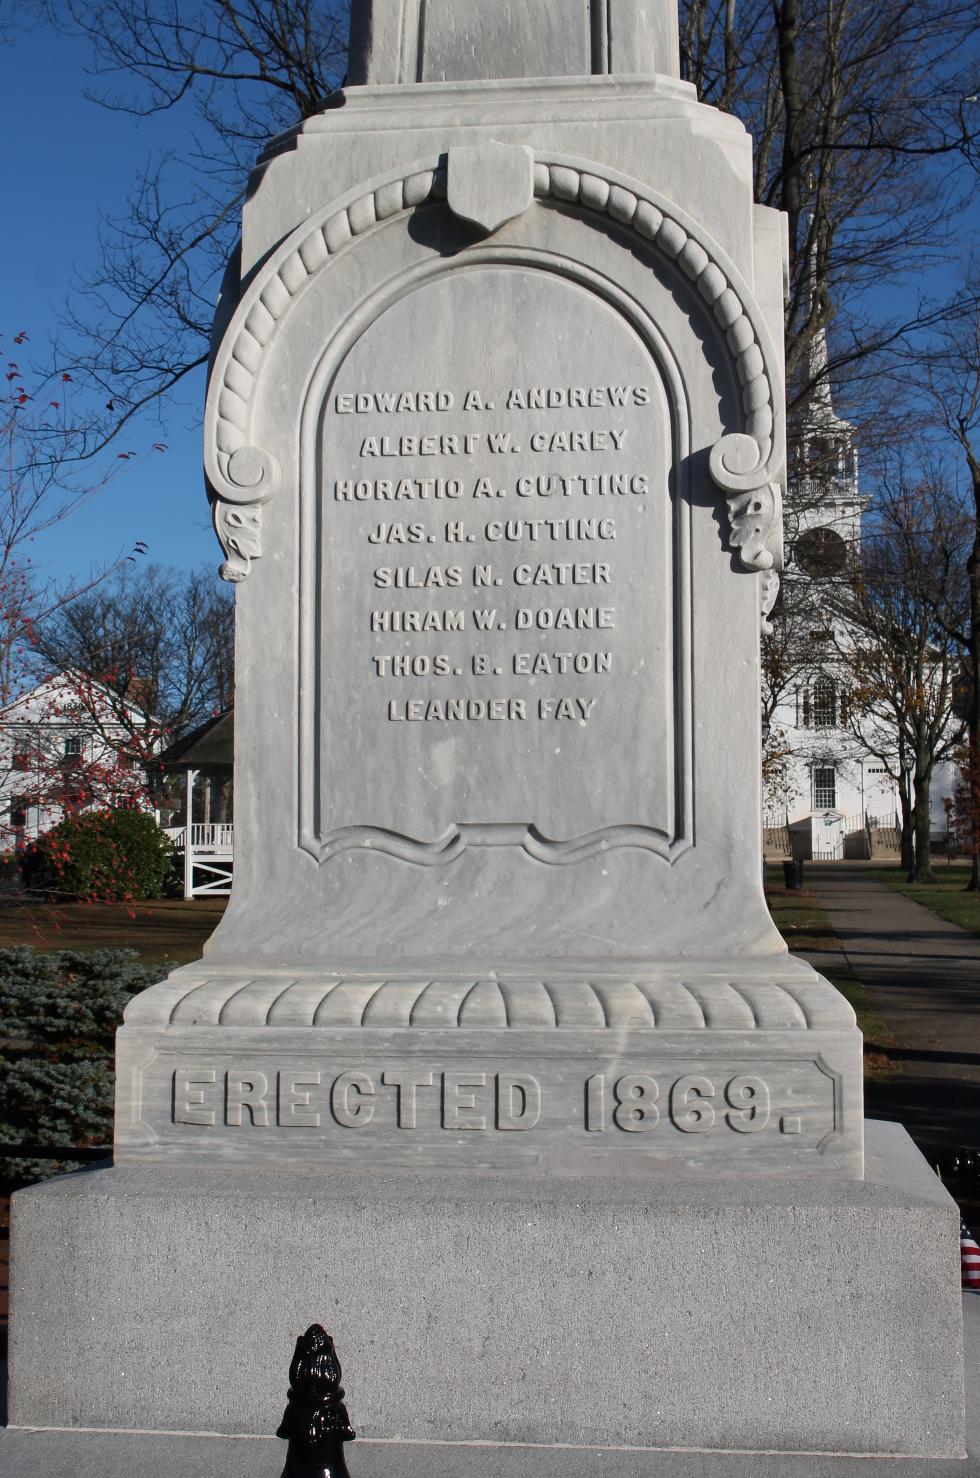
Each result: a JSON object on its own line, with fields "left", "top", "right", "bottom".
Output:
{"left": 0, "top": 946, "right": 167, "bottom": 1185}
{"left": 21, "top": 809, "right": 174, "bottom": 900}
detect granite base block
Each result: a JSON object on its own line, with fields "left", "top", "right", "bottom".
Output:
{"left": 8, "top": 1120, "right": 965, "bottom": 1457}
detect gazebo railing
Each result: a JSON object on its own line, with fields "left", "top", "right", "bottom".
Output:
{"left": 163, "top": 822, "right": 234, "bottom": 852}
{"left": 164, "top": 804, "right": 234, "bottom": 898}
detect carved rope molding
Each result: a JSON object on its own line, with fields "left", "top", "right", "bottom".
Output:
{"left": 204, "top": 151, "right": 785, "bottom": 626}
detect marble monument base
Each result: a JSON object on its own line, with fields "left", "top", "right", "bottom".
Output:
{"left": 113, "top": 956, "right": 865, "bottom": 1178}
{"left": 8, "top": 1120, "right": 964, "bottom": 1457}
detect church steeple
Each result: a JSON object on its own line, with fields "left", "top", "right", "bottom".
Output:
{"left": 806, "top": 323, "right": 850, "bottom": 439}
{"left": 799, "top": 299, "right": 857, "bottom": 494}
{"left": 790, "top": 299, "right": 862, "bottom": 584}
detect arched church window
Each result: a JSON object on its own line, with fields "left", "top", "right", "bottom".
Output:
{"left": 812, "top": 678, "right": 837, "bottom": 728}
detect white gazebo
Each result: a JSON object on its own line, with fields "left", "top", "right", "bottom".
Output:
{"left": 158, "top": 709, "right": 234, "bottom": 898}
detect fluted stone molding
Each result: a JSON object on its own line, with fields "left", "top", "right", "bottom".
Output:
{"left": 205, "top": 147, "right": 785, "bottom": 623}
{"left": 123, "top": 967, "right": 855, "bottom": 1031}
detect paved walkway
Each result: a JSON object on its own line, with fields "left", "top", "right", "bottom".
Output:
{"left": 799, "top": 862, "right": 980, "bottom": 1157}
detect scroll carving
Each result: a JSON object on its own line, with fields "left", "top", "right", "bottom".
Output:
{"left": 759, "top": 569, "right": 781, "bottom": 636}
{"left": 206, "top": 166, "right": 450, "bottom": 575}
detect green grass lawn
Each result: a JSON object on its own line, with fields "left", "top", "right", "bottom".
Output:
{"left": 763, "top": 866, "right": 839, "bottom": 951}
{"left": 0, "top": 872, "right": 906, "bottom": 1075}
{"left": 867, "top": 863, "right": 980, "bottom": 938}
{"left": 764, "top": 871, "right": 896, "bottom": 1073}
{"left": 0, "top": 894, "right": 226, "bottom": 967}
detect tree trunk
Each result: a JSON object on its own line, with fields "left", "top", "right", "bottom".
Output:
{"left": 773, "top": 0, "right": 804, "bottom": 272}
{"left": 967, "top": 729, "right": 980, "bottom": 890}
{"left": 899, "top": 779, "right": 913, "bottom": 875}
{"left": 912, "top": 765, "right": 935, "bottom": 882}
{"left": 966, "top": 476, "right": 980, "bottom": 890}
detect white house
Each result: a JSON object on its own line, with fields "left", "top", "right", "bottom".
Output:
{"left": 0, "top": 671, "right": 157, "bottom": 850}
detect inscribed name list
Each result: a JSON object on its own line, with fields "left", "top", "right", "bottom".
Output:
{"left": 315, "top": 265, "right": 679, "bottom": 844}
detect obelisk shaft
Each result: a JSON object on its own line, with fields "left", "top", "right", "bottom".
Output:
{"left": 347, "top": 0, "right": 680, "bottom": 86}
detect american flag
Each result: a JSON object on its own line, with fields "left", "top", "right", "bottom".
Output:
{"left": 962, "top": 1222, "right": 980, "bottom": 1290}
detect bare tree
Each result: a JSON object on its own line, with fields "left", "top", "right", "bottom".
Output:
{"left": 0, "top": 329, "right": 157, "bottom": 707}
{"left": 680, "top": 0, "right": 980, "bottom": 429}
{"left": 46, "top": 0, "right": 350, "bottom": 450}
{"left": 825, "top": 472, "right": 968, "bottom": 880}
{"left": 38, "top": 0, "right": 978, "bottom": 464}
{"left": 678, "top": 0, "right": 980, "bottom": 821}
{"left": 34, "top": 564, "right": 234, "bottom": 764}
{"left": 915, "top": 280, "right": 980, "bottom": 883}
{"left": 0, "top": 561, "right": 234, "bottom": 850}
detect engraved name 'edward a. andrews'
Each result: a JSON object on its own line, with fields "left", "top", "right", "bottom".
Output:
{"left": 332, "top": 384, "right": 651, "bottom": 414}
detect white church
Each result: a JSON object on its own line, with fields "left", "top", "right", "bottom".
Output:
{"left": 763, "top": 335, "right": 959, "bottom": 862}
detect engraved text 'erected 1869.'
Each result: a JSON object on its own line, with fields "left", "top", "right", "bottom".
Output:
{"left": 171, "top": 1062, "right": 822, "bottom": 1142}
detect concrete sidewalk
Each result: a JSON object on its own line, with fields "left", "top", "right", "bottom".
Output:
{"left": 799, "top": 862, "right": 980, "bottom": 1156}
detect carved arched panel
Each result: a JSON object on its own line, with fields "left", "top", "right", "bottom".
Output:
{"left": 298, "top": 251, "right": 693, "bottom": 864}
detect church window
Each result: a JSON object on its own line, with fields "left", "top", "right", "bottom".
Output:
{"left": 801, "top": 679, "right": 841, "bottom": 728}
{"left": 812, "top": 678, "right": 837, "bottom": 728}
{"left": 813, "top": 767, "right": 837, "bottom": 809}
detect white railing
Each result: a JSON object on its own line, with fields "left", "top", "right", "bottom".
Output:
{"left": 164, "top": 822, "right": 234, "bottom": 897}
{"left": 867, "top": 812, "right": 901, "bottom": 833}
{"left": 164, "top": 823, "right": 234, "bottom": 853}
{"left": 181, "top": 857, "right": 234, "bottom": 898}
{"left": 762, "top": 825, "right": 792, "bottom": 855}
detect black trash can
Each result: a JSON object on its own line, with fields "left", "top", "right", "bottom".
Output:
{"left": 783, "top": 859, "right": 804, "bottom": 890}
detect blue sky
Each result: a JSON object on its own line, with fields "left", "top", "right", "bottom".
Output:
{"left": 1, "top": 21, "right": 216, "bottom": 590}
{"left": 2, "top": 16, "right": 977, "bottom": 595}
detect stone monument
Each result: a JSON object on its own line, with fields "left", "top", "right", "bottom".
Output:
{"left": 8, "top": 0, "right": 967, "bottom": 1462}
